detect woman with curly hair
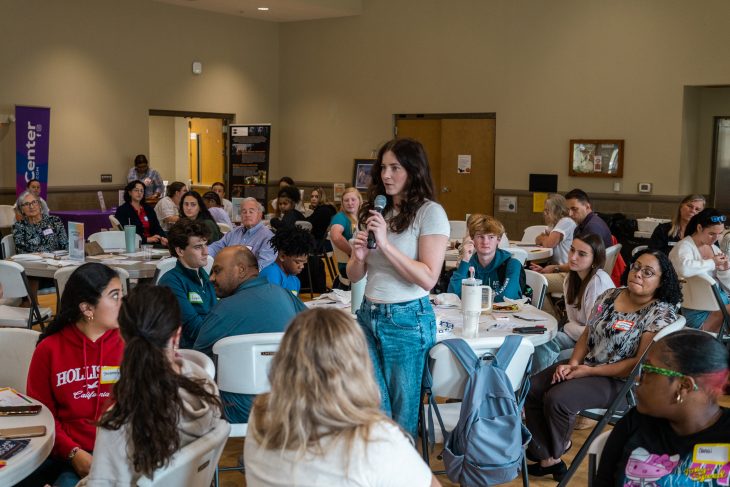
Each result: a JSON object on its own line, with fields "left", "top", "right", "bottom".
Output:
{"left": 80, "top": 285, "right": 224, "bottom": 484}
{"left": 260, "top": 225, "right": 315, "bottom": 296}
{"left": 347, "top": 138, "right": 449, "bottom": 438}
{"left": 245, "top": 308, "right": 439, "bottom": 486}
{"left": 525, "top": 249, "right": 683, "bottom": 481}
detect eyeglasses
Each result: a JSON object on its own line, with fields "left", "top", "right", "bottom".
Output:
{"left": 21, "top": 200, "right": 39, "bottom": 208}
{"left": 629, "top": 262, "right": 658, "bottom": 279}
{"left": 637, "top": 363, "right": 698, "bottom": 390}
{"left": 710, "top": 215, "right": 727, "bottom": 223}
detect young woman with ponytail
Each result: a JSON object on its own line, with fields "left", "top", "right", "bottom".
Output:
{"left": 80, "top": 285, "right": 224, "bottom": 484}
{"left": 23, "top": 263, "right": 124, "bottom": 487}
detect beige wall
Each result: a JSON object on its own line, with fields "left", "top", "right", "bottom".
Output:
{"left": 278, "top": 0, "right": 730, "bottom": 196}
{"left": 148, "top": 116, "right": 176, "bottom": 183}
{"left": 0, "top": 0, "right": 279, "bottom": 193}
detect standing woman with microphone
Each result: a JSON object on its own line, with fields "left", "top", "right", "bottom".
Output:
{"left": 347, "top": 138, "right": 450, "bottom": 438}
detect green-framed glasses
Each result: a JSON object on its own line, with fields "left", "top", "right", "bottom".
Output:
{"left": 638, "top": 363, "right": 699, "bottom": 390}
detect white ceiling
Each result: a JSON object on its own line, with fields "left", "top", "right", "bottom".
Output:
{"left": 153, "top": 0, "right": 362, "bottom": 22}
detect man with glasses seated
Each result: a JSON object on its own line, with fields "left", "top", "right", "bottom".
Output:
{"left": 158, "top": 219, "right": 218, "bottom": 348}
{"left": 669, "top": 208, "right": 730, "bottom": 332}
{"left": 207, "top": 197, "right": 276, "bottom": 270}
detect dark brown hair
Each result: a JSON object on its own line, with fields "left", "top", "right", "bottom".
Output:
{"left": 565, "top": 233, "right": 606, "bottom": 309}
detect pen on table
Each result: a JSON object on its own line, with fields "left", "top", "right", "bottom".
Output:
{"left": 15, "top": 391, "right": 33, "bottom": 404}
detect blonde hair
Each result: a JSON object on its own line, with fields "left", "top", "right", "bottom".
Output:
{"left": 310, "top": 186, "right": 330, "bottom": 206}
{"left": 340, "top": 187, "right": 363, "bottom": 230}
{"left": 249, "top": 308, "right": 392, "bottom": 458}
{"left": 543, "top": 193, "right": 569, "bottom": 227}
{"left": 467, "top": 214, "right": 505, "bottom": 238}
{"left": 670, "top": 194, "right": 706, "bottom": 238}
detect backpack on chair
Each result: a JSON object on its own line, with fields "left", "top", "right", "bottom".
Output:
{"left": 425, "top": 336, "right": 531, "bottom": 486}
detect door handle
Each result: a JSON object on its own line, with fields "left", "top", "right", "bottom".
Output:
{"left": 442, "top": 186, "right": 450, "bottom": 193}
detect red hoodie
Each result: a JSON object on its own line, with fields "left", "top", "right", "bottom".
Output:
{"left": 26, "top": 325, "right": 124, "bottom": 459}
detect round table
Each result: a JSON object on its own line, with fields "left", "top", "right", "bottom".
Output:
{"left": 434, "top": 303, "right": 557, "bottom": 346}
{"left": 0, "top": 400, "right": 55, "bottom": 486}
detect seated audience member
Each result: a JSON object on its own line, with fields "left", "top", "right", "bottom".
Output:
{"left": 270, "top": 176, "right": 303, "bottom": 213}
{"left": 158, "top": 220, "right": 217, "bottom": 348}
{"left": 525, "top": 249, "right": 681, "bottom": 480}
{"left": 126, "top": 154, "right": 163, "bottom": 202}
{"left": 26, "top": 178, "right": 50, "bottom": 215}
{"left": 260, "top": 226, "right": 315, "bottom": 296}
{"left": 305, "top": 186, "right": 337, "bottom": 250}
{"left": 595, "top": 329, "right": 730, "bottom": 486}
{"left": 202, "top": 191, "right": 234, "bottom": 227}
{"left": 532, "top": 193, "right": 576, "bottom": 266}
{"left": 208, "top": 197, "right": 276, "bottom": 269}
{"left": 114, "top": 180, "right": 167, "bottom": 245}
{"left": 649, "top": 194, "right": 705, "bottom": 256}
{"left": 13, "top": 190, "right": 67, "bottom": 254}
{"left": 532, "top": 234, "right": 614, "bottom": 373}
{"left": 271, "top": 185, "right": 306, "bottom": 231}
{"left": 447, "top": 214, "right": 522, "bottom": 301}
{"left": 669, "top": 208, "right": 730, "bottom": 332}
{"left": 154, "top": 181, "right": 186, "bottom": 232}
{"left": 329, "top": 187, "right": 362, "bottom": 282}
{"left": 179, "top": 191, "right": 222, "bottom": 243}
{"left": 245, "top": 308, "right": 439, "bottom": 487}
{"left": 80, "top": 286, "right": 224, "bottom": 486}
{"left": 23, "top": 264, "right": 124, "bottom": 487}
{"left": 211, "top": 181, "right": 233, "bottom": 220}
{"left": 194, "top": 246, "right": 307, "bottom": 423}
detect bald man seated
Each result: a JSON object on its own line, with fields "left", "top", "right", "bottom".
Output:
{"left": 193, "top": 245, "right": 307, "bottom": 423}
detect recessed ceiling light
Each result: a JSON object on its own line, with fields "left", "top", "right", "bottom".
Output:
{"left": 257, "top": 7, "right": 269, "bottom": 11}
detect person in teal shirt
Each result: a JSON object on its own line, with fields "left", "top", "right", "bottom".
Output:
{"left": 158, "top": 219, "right": 217, "bottom": 348}
{"left": 329, "top": 187, "right": 362, "bottom": 279}
{"left": 260, "top": 226, "right": 314, "bottom": 296}
{"left": 448, "top": 214, "right": 523, "bottom": 302}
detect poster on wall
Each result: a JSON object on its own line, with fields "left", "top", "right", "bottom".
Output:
{"left": 457, "top": 154, "right": 472, "bottom": 174}
{"left": 15, "top": 106, "right": 50, "bottom": 198}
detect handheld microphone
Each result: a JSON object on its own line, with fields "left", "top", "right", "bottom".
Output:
{"left": 367, "top": 195, "right": 387, "bottom": 249}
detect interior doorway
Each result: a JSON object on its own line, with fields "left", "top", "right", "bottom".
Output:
{"left": 148, "top": 109, "right": 234, "bottom": 193}
{"left": 394, "top": 113, "right": 496, "bottom": 220}
{"left": 712, "top": 116, "right": 730, "bottom": 213}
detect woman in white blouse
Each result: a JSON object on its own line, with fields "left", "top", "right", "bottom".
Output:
{"left": 669, "top": 208, "right": 730, "bottom": 332}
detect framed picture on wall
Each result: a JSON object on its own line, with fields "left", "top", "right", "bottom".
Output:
{"left": 569, "top": 139, "right": 624, "bottom": 178}
{"left": 353, "top": 159, "right": 375, "bottom": 190}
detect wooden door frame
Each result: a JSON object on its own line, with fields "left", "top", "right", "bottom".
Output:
{"left": 393, "top": 112, "right": 496, "bottom": 137}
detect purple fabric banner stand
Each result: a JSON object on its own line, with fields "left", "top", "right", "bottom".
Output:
{"left": 15, "top": 105, "right": 50, "bottom": 199}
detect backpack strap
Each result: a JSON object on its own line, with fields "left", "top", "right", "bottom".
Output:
{"left": 439, "top": 338, "right": 479, "bottom": 373}
{"left": 493, "top": 335, "right": 523, "bottom": 371}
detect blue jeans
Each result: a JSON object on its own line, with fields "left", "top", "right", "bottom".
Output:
{"left": 682, "top": 287, "right": 730, "bottom": 329}
{"left": 16, "top": 457, "right": 81, "bottom": 487}
{"left": 357, "top": 295, "right": 436, "bottom": 438}
{"left": 531, "top": 331, "right": 577, "bottom": 374}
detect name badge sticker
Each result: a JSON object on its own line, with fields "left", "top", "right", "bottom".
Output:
{"left": 143, "top": 216, "right": 148, "bottom": 222}
{"left": 42, "top": 228, "right": 54, "bottom": 236}
{"left": 188, "top": 292, "right": 203, "bottom": 304}
{"left": 612, "top": 320, "right": 635, "bottom": 332}
{"left": 100, "top": 366, "right": 121, "bottom": 384}
{"left": 693, "top": 444, "right": 730, "bottom": 465}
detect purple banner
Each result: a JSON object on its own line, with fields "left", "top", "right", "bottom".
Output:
{"left": 15, "top": 105, "right": 50, "bottom": 199}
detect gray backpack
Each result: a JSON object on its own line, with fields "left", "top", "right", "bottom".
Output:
{"left": 424, "top": 336, "right": 531, "bottom": 486}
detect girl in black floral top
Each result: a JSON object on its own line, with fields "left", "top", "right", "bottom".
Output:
{"left": 525, "top": 249, "right": 683, "bottom": 481}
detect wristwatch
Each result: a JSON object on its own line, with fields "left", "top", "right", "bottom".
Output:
{"left": 68, "top": 446, "right": 80, "bottom": 460}
{"left": 553, "top": 267, "right": 560, "bottom": 273}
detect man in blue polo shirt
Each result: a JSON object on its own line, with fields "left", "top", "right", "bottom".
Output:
{"left": 158, "top": 219, "right": 217, "bottom": 349}
{"left": 194, "top": 245, "right": 307, "bottom": 423}
{"left": 259, "top": 226, "right": 315, "bottom": 296}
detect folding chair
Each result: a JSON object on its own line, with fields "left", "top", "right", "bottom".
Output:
{"left": 177, "top": 348, "right": 216, "bottom": 380}
{"left": 88, "top": 231, "right": 141, "bottom": 251}
{"left": 525, "top": 269, "right": 548, "bottom": 309}
{"left": 54, "top": 265, "right": 129, "bottom": 303}
{"left": 449, "top": 220, "right": 467, "bottom": 240}
{"left": 586, "top": 430, "right": 612, "bottom": 487}
{"left": 0, "top": 328, "right": 40, "bottom": 393}
{"left": 558, "top": 315, "right": 686, "bottom": 486}
{"left": 137, "top": 419, "right": 231, "bottom": 487}
{"left": 217, "top": 222, "right": 232, "bottom": 234}
{"left": 521, "top": 225, "right": 548, "bottom": 244}
{"left": 505, "top": 246, "right": 528, "bottom": 265}
{"left": 0, "top": 205, "right": 16, "bottom": 237}
{"left": 212, "top": 332, "right": 284, "bottom": 484}
{"left": 421, "top": 336, "right": 534, "bottom": 485}
{"left": 153, "top": 257, "right": 178, "bottom": 284}
{"left": 682, "top": 274, "right": 730, "bottom": 343}
{"left": 108, "top": 215, "right": 122, "bottom": 230}
{"left": 1, "top": 234, "right": 16, "bottom": 259}
{"left": 0, "top": 261, "right": 52, "bottom": 329}
{"left": 603, "top": 244, "right": 622, "bottom": 275}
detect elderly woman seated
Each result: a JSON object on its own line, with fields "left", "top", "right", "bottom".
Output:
{"left": 525, "top": 249, "right": 682, "bottom": 481}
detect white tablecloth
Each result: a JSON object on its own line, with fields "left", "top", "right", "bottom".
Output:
{"left": 0, "top": 399, "right": 55, "bottom": 486}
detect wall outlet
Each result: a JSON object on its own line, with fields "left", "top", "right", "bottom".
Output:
{"left": 100, "top": 174, "right": 112, "bottom": 183}
{"left": 638, "top": 182, "right": 652, "bottom": 193}
{"left": 613, "top": 182, "right": 621, "bottom": 192}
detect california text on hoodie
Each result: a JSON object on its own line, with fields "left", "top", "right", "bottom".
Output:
{"left": 26, "top": 325, "right": 124, "bottom": 459}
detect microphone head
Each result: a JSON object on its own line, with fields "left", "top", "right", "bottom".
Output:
{"left": 374, "top": 195, "right": 387, "bottom": 211}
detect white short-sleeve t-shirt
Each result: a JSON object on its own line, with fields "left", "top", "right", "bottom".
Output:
{"left": 550, "top": 216, "right": 577, "bottom": 264}
{"left": 244, "top": 420, "right": 433, "bottom": 487}
{"left": 364, "top": 200, "right": 449, "bottom": 303}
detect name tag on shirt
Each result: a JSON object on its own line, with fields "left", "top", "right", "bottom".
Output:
{"left": 291, "top": 290, "right": 298, "bottom": 296}
{"left": 612, "top": 319, "right": 634, "bottom": 332}
{"left": 100, "top": 366, "right": 121, "bottom": 384}
{"left": 693, "top": 444, "right": 730, "bottom": 464}
{"left": 188, "top": 292, "right": 203, "bottom": 304}
{"left": 42, "top": 228, "right": 54, "bottom": 236}
{"left": 143, "top": 216, "right": 148, "bottom": 222}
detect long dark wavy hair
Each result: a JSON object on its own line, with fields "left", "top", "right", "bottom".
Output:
{"left": 565, "top": 233, "right": 606, "bottom": 310}
{"left": 38, "top": 263, "right": 119, "bottom": 344}
{"left": 179, "top": 191, "right": 216, "bottom": 224}
{"left": 631, "top": 248, "right": 683, "bottom": 305}
{"left": 99, "top": 286, "right": 221, "bottom": 477}
{"left": 358, "top": 138, "right": 436, "bottom": 234}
